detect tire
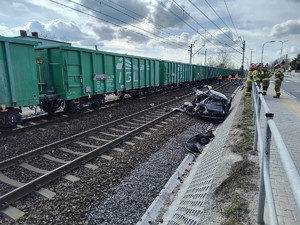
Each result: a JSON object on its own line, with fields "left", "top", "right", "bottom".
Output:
{"left": 198, "top": 137, "right": 210, "bottom": 145}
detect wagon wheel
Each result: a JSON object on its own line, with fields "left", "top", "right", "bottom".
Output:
{"left": 93, "top": 96, "right": 105, "bottom": 108}
{"left": 40, "top": 102, "right": 57, "bottom": 114}
{"left": 64, "top": 100, "right": 83, "bottom": 113}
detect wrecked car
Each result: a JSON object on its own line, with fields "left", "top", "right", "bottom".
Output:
{"left": 182, "top": 86, "right": 232, "bottom": 120}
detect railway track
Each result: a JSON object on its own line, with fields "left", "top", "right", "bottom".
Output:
{"left": 0, "top": 91, "right": 194, "bottom": 212}
{"left": 0, "top": 81, "right": 237, "bottom": 221}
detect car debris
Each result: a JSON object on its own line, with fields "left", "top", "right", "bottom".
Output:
{"left": 185, "top": 129, "right": 215, "bottom": 154}
{"left": 179, "top": 86, "right": 232, "bottom": 120}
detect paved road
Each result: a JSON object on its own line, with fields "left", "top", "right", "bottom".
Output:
{"left": 280, "top": 72, "right": 300, "bottom": 100}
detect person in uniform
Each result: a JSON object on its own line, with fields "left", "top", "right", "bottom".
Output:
{"left": 253, "top": 63, "right": 262, "bottom": 89}
{"left": 273, "top": 64, "right": 284, "bottom": 98}
{"left": 218, "top": 75, "right": 222, "bottom": 84}
{"left": 245, "top": 64, "right": 256, "bottom": 96}
{"left": 261, "top": 64, "right": 272, "bottom": 95}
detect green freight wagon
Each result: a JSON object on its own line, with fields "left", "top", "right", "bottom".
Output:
{"left": 192, "top": 65, "right": 209, "bottom": 81}
{"left": 159, "top": 61, "right": 192, "bottom": 87}
{"left": 35, "top": 45, "right": 161, "bottom": 112}
{"left": 0, "top": 36, "right": 39, "bottom": 127}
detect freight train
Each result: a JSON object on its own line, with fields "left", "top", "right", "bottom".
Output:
{"left": 0, "top": 36, "right": 239, "bottom": 128}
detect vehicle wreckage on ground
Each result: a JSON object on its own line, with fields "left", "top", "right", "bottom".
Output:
{"left": 181, "top": 86, "right": 232, "bottom": 120}
{"left": 185, "top": 130, "right": 215, "bottom": 154}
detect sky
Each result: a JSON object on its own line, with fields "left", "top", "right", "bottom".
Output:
{"left": 1, "top": 0, "right": 300, "bottom": 69}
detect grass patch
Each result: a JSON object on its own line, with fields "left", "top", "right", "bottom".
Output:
{"left": 223, "top": 192, "right": 249, "bottom": 225}
{"left": 214, "top": 95, "right": 259, "bottom": 224}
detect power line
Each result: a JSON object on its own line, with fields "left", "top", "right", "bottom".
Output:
{"left": 223, "top": 0, "right": 241, "bottom": 44}
{"left": 170, "top": 0, "right": 242, "bottom": 54}
{"left": 203, "top": 0, "right": 239, "bottom": 42}
{"left": 69, "top": 0, "right": 188, "bottom": 48}
{"left": 187, "top": 0, "right": 237, "bottom": 45}
{"left": 50, "top": 0, "right": 188, "bottom": 49}
{"left": 161, "top": 0, "right": 225, "bottom": 53}
{"left": 96, "top": 0, "right": 187, "bottom": 41}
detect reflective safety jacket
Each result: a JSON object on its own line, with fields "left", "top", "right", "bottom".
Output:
{"left": 246, "top": 71, "right": 254, "bottom": 82}
{"left": 261, "top": 71, "right": 272, "bottom": 81}
{"left": 252, "top": 69, "right": 262, "bottom": 81}
{"left": 274, "top": 69, "right": 284, "bottom": 81}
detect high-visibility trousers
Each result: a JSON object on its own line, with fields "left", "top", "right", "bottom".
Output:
{"left": 262, "top": 78, "right": 270, "bottom": 94}
{"left": 274, "top": 78, "right": 282, "bottom": 97}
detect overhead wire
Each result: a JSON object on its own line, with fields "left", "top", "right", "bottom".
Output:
{"left": 223, "top": 0, "right": 242, "bottom": 44}
{"left": 158, "top": 0, "right": 228, "bottom": 55}
{"left": 69, "top": 0, "right": 189, "bottom": 48}
{"left": 50, "top": 0, "right": 188, "bottom": 49}
{"left": 187, "top": 0, "right": 236, "bottom": 44}
{"left": 170, "top": 0, "right": 242, "bottom": 55}
{"left": 187, "top": 0, "right": 242, "bottom": 54}
{"left": 203, "top": 0, "right": 240, "bottom": 42}
{"left": 97, "top": 0, "right": 187, "bottom": 41}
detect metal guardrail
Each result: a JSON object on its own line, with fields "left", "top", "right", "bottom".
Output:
{"left": 251, "top": 82, "right": 300, "bottom": 225}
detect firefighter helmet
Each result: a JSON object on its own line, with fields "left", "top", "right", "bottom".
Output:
{"left": 274, "top": 64, "right": 281, "bottom": 69}
{"left": 249, "top": 64, "right": 256, "bottom": 71}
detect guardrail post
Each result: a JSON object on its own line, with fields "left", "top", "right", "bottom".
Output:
{"left": 257, "top": 112, "right": 275, "bottom": 224}
{"left": 253, "top": 83, "right": 262, "bottom": 151}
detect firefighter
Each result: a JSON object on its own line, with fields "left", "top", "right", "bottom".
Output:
{"left": 253, "top": 63, "right": 262, "bottom": 89}
{"left": 245, "top": 64, "right": 256, "bottom": 96}
{"left": 234, "top": 73, "right": 239, "bottom": 85}
{"left": 273, "top": 64, "right": 284, "bottom": 98}
{"left": 218, "top": 75, "right": 222, "bottom": 84}
{"left": 261, "top": 64, "right": 272, "bottom": 95}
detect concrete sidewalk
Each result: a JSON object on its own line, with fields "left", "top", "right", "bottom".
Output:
{"left": 261, "top": 84, "right": 300, "bottom": 225}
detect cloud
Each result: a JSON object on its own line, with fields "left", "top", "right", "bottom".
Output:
{"left": 0, "top": 24, "right": 15, "bottom": 36}
{"left": 78, "top": 0, "right": 151, "bottom": 26}
{"left": 92, "top": 25, "right": 116, "bottom": 41}
{"left": 211, "top": 28, "right": 237, "bottom": 46}
{"left": 270, "top": 20, "right": 300, "bottom": 37}
{"left": 19, "top": 19, "right": 99, "bottom": 45}
{"left": 117, "top": 29, "right": 150, "bottom": 44}
{"left": 151, "top": 1, "right": 191, "bottom": 29}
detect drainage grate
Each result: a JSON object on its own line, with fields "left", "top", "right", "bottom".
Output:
{"left": 164, "top": 89, "right": 243, "bottom": 225}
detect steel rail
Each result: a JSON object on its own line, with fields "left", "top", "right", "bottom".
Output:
{"left": 0, "top": 109, "right": 177, "bottom": 209}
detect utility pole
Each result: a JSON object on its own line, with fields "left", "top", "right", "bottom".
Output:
{"left": 189, "top": 44, "right": 193, "bottom": 64}
{"left": 285, "top": 54, "right": 288, "bottom": 71}
{"left": 250, "top": 49, "right": 253, "bottom": 65}
{"left": 189, "top": 40, "right": 197, "bottom": 64}
{"left": 241, "top": 40, "right": 246, "bottom": 77}
{"left": 241, "top": 40, "right": 245, "bottom": 68}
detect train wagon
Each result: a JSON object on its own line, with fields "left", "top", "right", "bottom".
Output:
{"left": 0, "top": 36, "right": 39, "bottom": 127}
{"left": 35, "top": 45, "right": 161, "bottom": 113}
{"left": 193, "top": 65, "right": 208, "bottom": 80}
{"left": 193, "top": 64, "right": 239, "bottom": 81}
{"left": 159, "top": 61, "right": 192, "bottom": 88}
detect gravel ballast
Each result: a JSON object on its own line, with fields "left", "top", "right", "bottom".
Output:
{"left": 0, "top": 83, "right": 239, "bottom": 224}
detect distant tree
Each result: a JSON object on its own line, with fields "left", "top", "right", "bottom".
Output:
{"left": 207, "top": 57, "right": 216, "bottom": 67}
{"left": 216, "top": 52, "right": 232, "bottom": 68}
{"left": 290, "top": 53, "right": 300, "bottom": 71}
{"left": 270, "top": 54, "right": 292, "bottom": 71}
